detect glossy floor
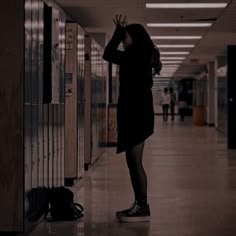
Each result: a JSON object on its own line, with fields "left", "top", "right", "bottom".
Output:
{"left": 29, "top": 117, "right": 236, "bottom": 236}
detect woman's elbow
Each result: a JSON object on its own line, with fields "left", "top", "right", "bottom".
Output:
{"left": 103, "top": 51, "right": 110, "bottom": 62}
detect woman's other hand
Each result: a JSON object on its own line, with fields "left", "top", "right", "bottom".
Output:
{"left": 113, "top": 14, "right": 127, "bottom": 27}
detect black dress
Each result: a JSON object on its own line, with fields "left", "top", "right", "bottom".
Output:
{"left": 103, "top": 26, "right": 154, "bottom": 153}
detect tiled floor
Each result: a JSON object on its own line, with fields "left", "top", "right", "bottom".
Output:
{"left": 29, "top": 117, "right": 236, "bottom": 236}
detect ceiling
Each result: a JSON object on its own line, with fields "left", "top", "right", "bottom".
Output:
{"left": 56, "top": 0, "right": 236, "bottom": 79}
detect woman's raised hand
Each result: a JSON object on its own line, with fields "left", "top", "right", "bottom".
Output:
{"left": 113, "top": 14, "right": 127, "bottom": 27}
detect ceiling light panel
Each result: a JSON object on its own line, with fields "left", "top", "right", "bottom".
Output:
{"left": 146, "top": 3, "right": 228, "bottom": 9}
{"left": 158, "top": 45, "right": 195, "bottom": 48}
{"left": 147, "top": 23, "right": 212, "bottom": 27}
{"left": 160, "top": 52, "right": 190, "bottom": 55}
{"left": 162, "top": 61, "right": 183, "bottom": 64}
{"left": 151, "top": 36, "right": 202, "bottom": 40}
{"left": 161, "top": 57, "right": 186, "bottom": 60}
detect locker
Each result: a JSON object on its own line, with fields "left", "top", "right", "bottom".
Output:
{"left": 48, "top": 104, "right": 53, "bottom": 187}
{"left": 53, "top": 105, "right": 59, "bottom": 187}
{"left": 57, "top": 105, "right": 62, "bottom": 186}
{"left": 77, "top": 26, "right": 85, "bottom": 177}
{"left": 85, "top": 37, "right": 107, "bottom": 166}
{"left": 61, "top": 104, "right": 65, "bottom": 186}
{"left": 38, "top": 2, "right": 44, "bottom": 187}
{"left": 64, "top": 23, "right": 78, "bottom": 184}
{"left": 31, "top": 0, "right": 40, "bottom": 188}
{"left": 59, "top": 17, "right": 66, "bottom": 186}
{"left": 43, "top": 104, "right": 49, "bottom": 187}
{"left": 24, "top": 0, "right": 33, "bottom": 194}
{"left": 38, "top": 104, "right": 44, "bottom": 187}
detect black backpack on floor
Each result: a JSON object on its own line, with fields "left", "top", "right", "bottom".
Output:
{"left": 45, "top": 187, "right": 84, "bottom": 221}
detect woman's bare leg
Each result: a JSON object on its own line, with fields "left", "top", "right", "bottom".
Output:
{"left": 125, "top": 141, "right": 147, "bottom": 205}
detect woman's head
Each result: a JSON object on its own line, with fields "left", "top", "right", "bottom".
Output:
{"left": 123, "top": 23, "right": 162, "bottom": 76}
{"left": 124, "top": 24, "right": 152, "bottom": 48}
{"left": 123, "top": 31, "right": 133, "bottom": 50}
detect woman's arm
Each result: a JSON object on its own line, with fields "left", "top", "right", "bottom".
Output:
{"left": 103, "top": 25, "right": 125, "bottom": 65}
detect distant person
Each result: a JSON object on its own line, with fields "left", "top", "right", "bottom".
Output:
{"left": 103, "top": 14, "right": 162, "bottom": 222}
{"left": 178, "top": 89, "right": 188, "bottom": 121}
{"left": 160, "top": 87, "right": 170, "bottom": 122}
{"left": 169, "top": 87, "right": 177, "bottom": 121}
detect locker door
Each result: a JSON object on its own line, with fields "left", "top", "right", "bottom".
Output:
{"left": 31, "top": 0, "right": 39, "bottom": 188}
{"left": 59, "top": 17, "right": 66, "bottom": 186}
{"left": 77, "top": 28, "right": 85, "bottom": 177}
{"left": 53, "top": 105, "right": 58, "bottom": 187}
{"left": 48, "top": 104, "right": 53, "bottom": 187}
{"left": 38, "top": 1, "right": 44, "bottom": 187}
{"left": 43, "top": 105, "right": 49, "bottom": 187}
{"left": 64, "top": 23, "right": 78, "bottom": 184}
{"left": 24, "top": 103, "right": 32, "bottom": 221}
{"left": 57, "top": 105, "right": 62, "bottom": 186}
{"left": 24, "top": 0, "right": 33, "bottom": 212}
{"left": 61, "top": 104, "right": 65, "bottom": 186}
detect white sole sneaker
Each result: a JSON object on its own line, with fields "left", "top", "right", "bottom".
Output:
{"left": 118, "top": 215, "right": 150, "bottom": 223}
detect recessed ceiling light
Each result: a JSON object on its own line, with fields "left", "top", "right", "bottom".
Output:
{"left": 146, "top": 3, "right": 228, "bottom": 9}
{"left": 163, "top": 68, "right": 179, "bottom": 70}
{"left": 163, "top": 65, "right": 180, "bottom": 67}
{"left": 158, "top": 45, "right": 195, "bottom": 48}
{"left": 147, "top": 23, "right": 212, "bottom": 27}
{"left": 151, "top": 36, "right": 202, "bottom": 40}
{"left": 162, "top": 61, "right": 183, "bottom": 64}
{"left": 161, "top": 57, "right": 186, "bottom": 60}
{"left": 160, "top": 52, "right": 190, "bottom": 55}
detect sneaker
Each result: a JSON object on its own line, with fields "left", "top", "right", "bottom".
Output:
{"left": 116, "top": 201, "right": 137, "bottom": 218}
{"left": 117, "top": 203, "right": 151, "bottom": 223}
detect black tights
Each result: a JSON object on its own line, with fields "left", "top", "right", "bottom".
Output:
{"left": 125, "top": 141, "right": 147, "bottom": 206}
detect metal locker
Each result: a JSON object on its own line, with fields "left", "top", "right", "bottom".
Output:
{"left": 77, "top": 27, "right": 85, "bottom": 177}
{"left": 57, "top": 106, "right": 61, "bottom": 186}
{"left": 24, "top": 0, "right": 33, "bottom": 212}
{"left": 86, "top": 38, "right": 106, "bottom": 166}
{"left": 64, "top": 23, "right": 78, "bottom": 185}
{"left": 61, "top": 104, "right": 65, "bottom": 186}
{"left": 53, "top": 105, "right": 58, "bottom": 187}
{"left": 38, "top": 1, "right": 44, "bottom": 187}
{"left": 31, "top": 0, "right": 40, "bottom": 189}
{"left": 43, "top": 104, "right": 49, "bottom": 187}
{"left": 61, "top": 18, "right": 66, "bottom": 186}
{"left": 48, "top": 104, "right": 53, "bottom": 187}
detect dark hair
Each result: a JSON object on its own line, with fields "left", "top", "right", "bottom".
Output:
{"left": 125, "top": 24, "right": 162, "bottom": 76}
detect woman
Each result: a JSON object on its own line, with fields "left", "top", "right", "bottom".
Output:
{"left": 160, "top": 87, "right": 171, "bottom": 122}
{"left": 103, "top": 15, "right": 161, "bottom": 222}
{"left": 169, "top": 87, "right": 177, "bottom": 121}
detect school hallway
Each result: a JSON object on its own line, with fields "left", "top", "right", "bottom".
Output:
{"left": 29, "top": 116, "right": 236, "bottom": 236}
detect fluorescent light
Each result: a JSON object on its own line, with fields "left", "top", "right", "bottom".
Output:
{"left": 160, "top": 73, "right": 175, "bottom": 77}
{"left": 162, "top": 61, "right": 183, "bottom": 64}
{"left": 162, "top": 67, "right": 179, "bottom": 70}
{"left": 146, "top": 3, "right": 228, "bottom": 9}
{"left": 160, "top": 52, "right": 190, "bottom": 55}
{"left": 161, "top": 70, "right": 177, "bottom": 73}
{"left": 151, "top": 36, "right": 202, "bottom": 40}
{"left": 158, "top": 45, "right": 195, "bottom": 48}
{"left": 147, "top": 23, "right": 212, "bottom": 27}
{"left": 161, "top": 57, "right": 186, "bottom": 60}
{"left": 162, "top": 66, "right": 179, "bottom": 68}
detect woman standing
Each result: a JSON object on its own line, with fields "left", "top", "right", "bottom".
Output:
{"left": 103, "top": 15, "right": 161, "bottom": 222}
{"left": 160, "top": 87, "right": 171, "bottom": 122}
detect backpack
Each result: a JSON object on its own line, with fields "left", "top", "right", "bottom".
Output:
{"left": 45, "top": 187, "right": 84, "bottom": 221}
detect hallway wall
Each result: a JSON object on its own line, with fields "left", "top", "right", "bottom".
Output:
{"left": 0, "top": 0, "right": 108, "bottom": 234}
{"left": 24, "top": 0, "right": 66, "bottom": 231}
